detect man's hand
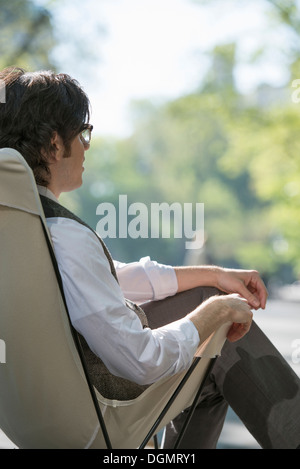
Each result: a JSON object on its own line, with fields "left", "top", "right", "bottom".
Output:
{"left": 187, "top": 293, "right": 253, "bottom": 344}
{"left": 175, "top": 265, "right": 268, "bottom": 311}
{"left": 215, "top": 268, "right": 268, "bottom": 310}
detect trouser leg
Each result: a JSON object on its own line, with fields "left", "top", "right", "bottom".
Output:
{"left": 143, "top": 287, "right": 228, "bottom": 448}
{"left": 211, "top": 321, "right": 300, "bottom": 449}
{"left": 162, "top": 379, "right": 229, "bottom": 449}
{"left": 168, "top": 321, "right": 300, "bottom": 449}
{"left": 143, "top": 286, "right": 221, "bottom": 329}
{"left": 143, "top": 287, "right": 300, "bottom": 449}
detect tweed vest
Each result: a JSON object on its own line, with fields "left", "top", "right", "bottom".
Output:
{"left": 40, "top": 195, "right": 149, "bottom": 400}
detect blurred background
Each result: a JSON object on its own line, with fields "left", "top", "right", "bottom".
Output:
{"left": 0, "top": 0, "right": 300, "bottom": 449}
{"left": 1, "top": 0, "right": 299, "bottom": 281}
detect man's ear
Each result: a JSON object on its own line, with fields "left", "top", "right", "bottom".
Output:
{"left": 50, "top": 132, "right": 65, "bottom": 161}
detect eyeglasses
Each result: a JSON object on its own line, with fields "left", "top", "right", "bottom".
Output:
{"left": 80, "top": 124, "right": 93, "bottom": 146}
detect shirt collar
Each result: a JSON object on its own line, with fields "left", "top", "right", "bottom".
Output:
{"left": 37, "top": 185, "right": 59, "bottom": 203}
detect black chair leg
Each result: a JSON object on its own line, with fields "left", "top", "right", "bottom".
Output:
{"left": 173, "top": 357, "right": 217, "bottom": 449}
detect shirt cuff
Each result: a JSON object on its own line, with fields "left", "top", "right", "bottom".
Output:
{"left": 139, "top": 256, "right": 178, "bottom": 301}
{"left": 154, "top": 317, "right": 200, "bottom": 370}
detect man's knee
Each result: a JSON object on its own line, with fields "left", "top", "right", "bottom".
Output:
{"left": 143, "top": 286, "right": 223, "bottom": 329}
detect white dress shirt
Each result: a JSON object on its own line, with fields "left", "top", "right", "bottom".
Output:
{"left": 38, "top": 187, "right": 200, "bottom": 385}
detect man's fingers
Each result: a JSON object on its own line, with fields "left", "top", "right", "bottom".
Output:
{"left": 227, "top": 321, "right": 252, "bottom": 342}
{"left": 235, "top": 283, "right": 261, "bottom": 309}
{"left": 247, "top": 273, "right": 268, "bottom": 309}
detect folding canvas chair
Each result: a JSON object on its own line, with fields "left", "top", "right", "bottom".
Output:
{"left": 0, "top": 148, "right": 231, "bottom": 449}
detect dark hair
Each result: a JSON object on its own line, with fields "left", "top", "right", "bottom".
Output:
{"left": 0, "top": 67, "right": 90, "bottom": 185}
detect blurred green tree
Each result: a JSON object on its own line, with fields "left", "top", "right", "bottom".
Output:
{"left": 69, "top": 44, "right": 269, "bottom": 270}
{"left": 188, "top": 0, "right": 300, "bottom": 281}
{"left": 71, "top": 34, "right": 300, "bottom": 285}
{"left": 19, "top": 0, "right": 298, "bottom": 285}
{"left": 0, "top": 0, "right": 56, "bottom": 70}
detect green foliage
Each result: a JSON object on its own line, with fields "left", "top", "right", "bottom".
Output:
{"left": 220, "top": 97, "right": 300, "bottom": 278}
{"left": 0, "top": 0, "right": 56, "bottom": 70}
{"left": 2, "top": 0, "right": 299, "bottom": 283}
{"left": 70, "top": 38, "right": 300, "bottom": 283}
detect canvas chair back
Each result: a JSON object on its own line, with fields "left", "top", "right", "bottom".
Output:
{"left": 0, "top": 148, "right": 230, "bottom": 449}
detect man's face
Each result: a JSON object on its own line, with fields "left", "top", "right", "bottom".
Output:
{"left": 47, "top": 128, "right": 91, "bottom": 198}
{"left": 57, "top": 133, "right": 89, "bottom": 193}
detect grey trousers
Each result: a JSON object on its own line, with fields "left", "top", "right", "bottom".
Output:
{"left": 142, "top": 287, "right": 300, "bottom": 449}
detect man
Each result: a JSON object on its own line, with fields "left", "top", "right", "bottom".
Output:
{"left": 0, "top": 67, "right": 299, "bottom": 449}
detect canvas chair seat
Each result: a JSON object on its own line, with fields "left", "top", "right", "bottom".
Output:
{"left": 0, "top": 148, "right": 231, "bottom": 449}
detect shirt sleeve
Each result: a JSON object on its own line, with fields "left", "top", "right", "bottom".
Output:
{"left": 114, "top": 256, "right": 178, "bottom": 304}
{"left": 46, "top": 217, "right": 200, "bottom": 385}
